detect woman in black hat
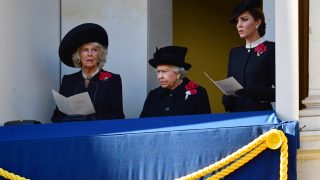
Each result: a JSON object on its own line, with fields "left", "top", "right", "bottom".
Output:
{"left": 222, "top": 0, "right": 275, "bottom": 112}
{"left": 140, "top": 46, "right": 211, "bottom": 118}
{"left": 51, "top": 23, "right": 125, "bottom": 122}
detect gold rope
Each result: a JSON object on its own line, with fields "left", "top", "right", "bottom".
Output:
{"left": 176, "top": 129, "right": 288, "bottom": 180}
{"left": 0, "top": 168, "right": 29, "bottom": 180}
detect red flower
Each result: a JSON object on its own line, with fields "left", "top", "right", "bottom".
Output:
{"left": 185, "top": 81, "right": 199, "bottom": 92}
{"left": 254, "top": 43, "right": 267, "bottom": 56}
{"left": 99, "top": 71, "right": 112, "bottom": 81}
{"left": 185, "top": 81, "right": 199, "bottom": 100}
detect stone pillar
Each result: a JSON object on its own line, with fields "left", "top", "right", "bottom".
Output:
{"left": 300, "top": 0, "right": 320, "bottom": 131}
{"left": 147, "top": 0, "right": 173, "bottom": 91}
{"left": 298, "top": 0, "right": 320, "bottom": 179}
{"left": 275, "top": 0, "right": 299, "bottom": 121}
{"left": 0, "top": 0, "right": 60, "bottom": 124}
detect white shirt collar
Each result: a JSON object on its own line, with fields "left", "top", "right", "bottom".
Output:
{"left": 82, "top": 68, "right": 100, "bottom": 80}
{"left": 245, "top": 37, "right": 266, "bottom": 49}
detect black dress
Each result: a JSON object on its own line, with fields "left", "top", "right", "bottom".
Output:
{"left": 140, "top": 78, "right": 211, "bottom": 118}
{"left": 222, "top": 41, "right": 275, "bottom": 112}
{"left": 51, "top": 69, "right": 125, "bottom": 122}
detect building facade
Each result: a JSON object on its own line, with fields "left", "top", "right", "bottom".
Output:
{"left": 0, "top": 0, "right": 319, "bottom": 179}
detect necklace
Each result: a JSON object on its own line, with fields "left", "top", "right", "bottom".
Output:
{"left": 84, "top": 74, "right": 92, "bottom": 80}
{"left": 82, "top": 68, "right": 99, "bottom": 80}
{"left": 82, "top": 68, "right": 99, "bottom": 88}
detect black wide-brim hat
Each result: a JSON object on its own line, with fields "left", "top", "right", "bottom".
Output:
{"left": 230, "top": 0, "right": 262, "bottom": 24}
{"left": 149, "top": 46, "right": 191, "bottom": 70}
{"left": 59, "top": 23, "right": 108, "bottom": 67}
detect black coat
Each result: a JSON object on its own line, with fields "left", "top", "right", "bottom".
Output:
{"left": 51, "top": 69, "right": 125, "bottom": 122}
{"left": 223, "top": 41, "right": 275, "bottom": 112}
{"left": 140, "top": 78, "right": 211, "bottom": 118}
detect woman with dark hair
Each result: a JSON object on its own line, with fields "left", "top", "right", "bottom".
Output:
{"left": 51, "top": 23, "right": 125, "bottom": 122}
{"left": 222, "top": 0, "right": 275, "bottom": 112}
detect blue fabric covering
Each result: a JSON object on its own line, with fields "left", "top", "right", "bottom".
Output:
{"left": 0, "top": 111, "right": 298, "bottom": 180}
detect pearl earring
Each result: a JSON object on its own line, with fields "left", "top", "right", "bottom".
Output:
{"left": 256, "top": 25, "right": 259, "bottom": 29}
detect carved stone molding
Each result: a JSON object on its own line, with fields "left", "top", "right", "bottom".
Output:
{"left": 297, "top": 131, "right": 320, "bottom": 160}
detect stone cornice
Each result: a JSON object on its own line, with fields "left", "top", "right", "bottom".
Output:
{"left": 298, "top": 131, "right": 320, "bottom": 160}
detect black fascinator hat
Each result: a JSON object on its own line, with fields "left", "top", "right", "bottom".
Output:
{"left": 230, "top": 0, "right": 262, "bottom": 24}
{"left": 149, "top": 46, "right": 191, "bottom": 70}
{"left": 59, "top": 23, "right": 108, "bottom": 67}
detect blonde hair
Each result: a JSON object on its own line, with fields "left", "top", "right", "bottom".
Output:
{"left": 72, "top": 42, "right": 108, "bottom": 69}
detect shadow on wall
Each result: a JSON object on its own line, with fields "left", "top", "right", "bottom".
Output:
{"left": 173, "top": 0, "right": 243, "bottom": 113}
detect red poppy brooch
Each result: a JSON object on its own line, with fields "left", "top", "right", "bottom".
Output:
{"left": 99, "top": 71, "right": 112, "bottom": 81}
{"left": 185, "top": 81, "right": 199, "bottom": 100}
{"left": 254, "top": 43, "right": 267, "bottom": 56}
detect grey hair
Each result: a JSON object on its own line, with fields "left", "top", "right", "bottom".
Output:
{"left": 172, "top": 66, "right": 187, "bottom": 79}
{"left": 72, "top": 42, "right": 108, "bottom": 69}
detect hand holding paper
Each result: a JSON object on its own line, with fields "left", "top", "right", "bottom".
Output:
{"left": 204, "top": 72, "right": 243, "bottom": 95}
{"left": 52, "top": 89, "right": 95, "bottom": 115}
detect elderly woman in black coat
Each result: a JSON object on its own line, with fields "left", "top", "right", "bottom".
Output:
{"left": 140, "top": 46, "right": 211, "bottom": 118}
{"left": 51, "top": 23, "right": 125, "bottom": 122}
{"left": 222, "top": 0, "right": 275, "bottom": 112}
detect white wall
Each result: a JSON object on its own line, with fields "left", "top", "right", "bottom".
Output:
{"left": 0, "top": 0, "right": 60, "bottom": 124}
{"left": 263, "top": 0, "right": 275, "bottom": 41}
{"left": 61, "top": 0, "right": 148, "bottom": 118}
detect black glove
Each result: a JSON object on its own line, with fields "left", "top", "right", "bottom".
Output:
{"left": 222, "top": 95, "right": 236, "bottom": 112}
{"left": 63, "top": 114, "right": 87, "bottom": 122}
{"left": 235, "top": 87, "right": 275, "bottom": 102}
{"left": 235, "top": 87, "right": 258, "bottom": 99}
{"left": 4, "top": 120, "right": 41, "bottom": 126}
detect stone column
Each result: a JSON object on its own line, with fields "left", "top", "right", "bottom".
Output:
{"left": 275, "top": 0, "right": 299, "bottom": 121}
{"left": 300, "top": 0, "right": 320, "bottom": 131}
{"left": 298, "top": 0, "right": 320, "bottom": 179}
{"left": 0, "top": 0, "right": 60, "bottom": 124}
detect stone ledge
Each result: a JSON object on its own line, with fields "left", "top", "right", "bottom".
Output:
{"left": 298, "top": 131, "right": 320, "bottom": 160}
{"left": 299, "top": 116, "right": 320, "bottom": 131}
{"left": 300, "top": 109, "right": 320, "bottom": 117}
{"left": 298, "top": 150, "right": 320, "bottom": 160}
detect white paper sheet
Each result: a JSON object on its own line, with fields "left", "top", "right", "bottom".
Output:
{"left": 204, "top": 72, "right": 243, "bottom": 95}
{"left": 52, "top": 89, "right": 95, "bottom": 115}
